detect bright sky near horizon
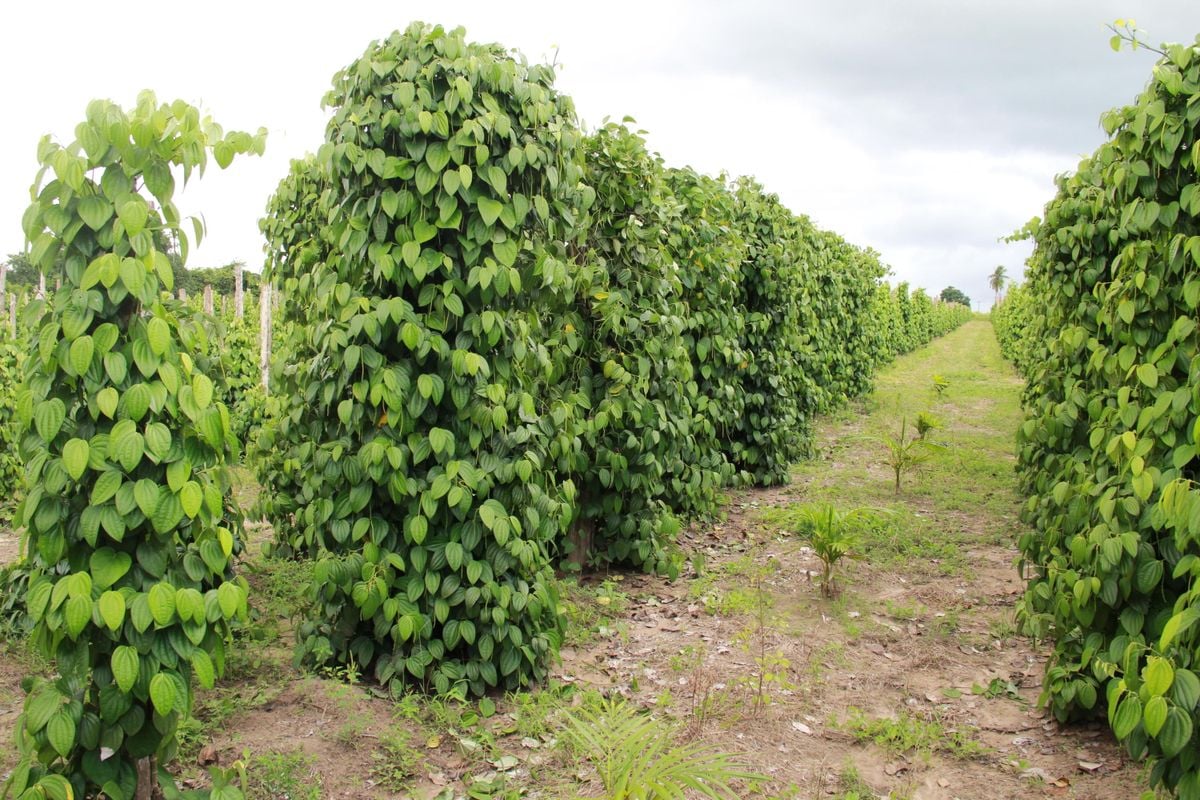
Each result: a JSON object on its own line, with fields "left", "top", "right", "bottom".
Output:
{"left": 1, "top": 1, "right": 1199, "bottom": 309}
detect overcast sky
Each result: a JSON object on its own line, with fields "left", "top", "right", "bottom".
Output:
{"left": 2, "top": 1, "right": 1198, "bottom": 310}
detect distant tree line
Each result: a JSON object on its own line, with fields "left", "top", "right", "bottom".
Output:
{"left": 3, "top": 251, "right": 260, "bottom": 298}
{"left": 939, "top": 285, "right": 971, "bottom": 307}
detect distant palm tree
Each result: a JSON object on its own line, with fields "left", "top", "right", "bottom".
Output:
{"left": 989, "top": 266, "right": 1007, "bottom": 306}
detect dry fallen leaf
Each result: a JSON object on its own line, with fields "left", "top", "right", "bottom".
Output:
{"left": 197, "top": 745, "right": 218, "bottom": 766}
{"left": 1077, "top": 761, "right": 1104, "bottom": 773}
{"left": 1020, "top": 767, "right": 1051, "bottom": 782}
{"left": 492, "top": 755, "right": 520, "bottom": 771}
{"left": 791, "top": 720, "right": 813, "bottom": 735}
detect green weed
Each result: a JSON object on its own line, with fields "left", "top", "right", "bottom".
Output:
{"left": 371, "top": 726, "right": 422, "bottom": 791}
{"left": 789, "top": 503, "right": 882, "bottom": 597}
{"left": 245, "top": 750, "right": 322, "bottom": 800}
{"left": 880, "top": 417, "right": 945, "bottom": 494}
{"left": 840, "top": 707, "right": 985, "bottom": 760}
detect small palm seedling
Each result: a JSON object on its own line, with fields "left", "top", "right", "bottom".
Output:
{"left": 881, "top": 418, "right": 945, "bottom": 493}
{"left": 564, "top": 695, "right": 760, "bottom": 799}
{"left": 793, "top": 504, "right": 880, "bottom": 598}
{"left": 915, "top": 411, "right": 941, "bottom": 441}
{"left": 932, "top": 374, "right": 950, "bottom": 399}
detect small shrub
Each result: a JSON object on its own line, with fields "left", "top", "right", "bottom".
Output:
{"left": 914, "top": 411, "right": 941, "bottom": 441}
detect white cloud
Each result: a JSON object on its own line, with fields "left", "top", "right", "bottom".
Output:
{"left": 1, "top": 0, "right": 1196, "bottom": 311}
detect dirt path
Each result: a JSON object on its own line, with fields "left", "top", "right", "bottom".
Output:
{"left": 0, "top": 321, "right": 1148, "bottom": 799}
{"left": 0, "top": 528, "right": 18, "bottom": 565}
{"left": 547, "top": 320, "right": 1145, "bottom": 799}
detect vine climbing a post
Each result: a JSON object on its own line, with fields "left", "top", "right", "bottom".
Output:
{"left": 2, "top": 92, "right": 265, "bottom": 800}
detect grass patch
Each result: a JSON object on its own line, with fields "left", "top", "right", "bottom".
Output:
{"left": 758, "top": 503, "right": 969, "bottom": 578}
{"left": 834, "top": 762, "right": 883, "bottom": 800}
{"left": 244, "top": 749, "right": 323, "bottom": 800}
{"left": 370, "top": 725, "right": 423, "bottom": 791}
{"left": 839, "top": 707, "right": 985, "bottom": 760}
{"left": 560, "top": 576, "right": 630, "bottom": 646}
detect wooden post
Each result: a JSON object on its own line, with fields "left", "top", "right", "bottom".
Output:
{"left": 220, "top": 295, "right": 227, "bottom": 316}
{"left": 55, "top": 276, "right": 62, "bottom": 291}
{"left": 0, "top": 258, "right": 6, "bottom": 298}
{"left": 234, "top": 261, "right": 244, "bottom": 319}
{"left": 8, "top": 293, "right": 15, "bottom": 339}
{"left": 203, "top": 285, "right": 214, "bottom": 315}
{"left": 178, "top": 288, "right": 187, "bottom": 302}
{"left": 37, "top": 272, "right": 45, "bottom": 299}
{"left": 260, "top": 282, "right": 272, "bottom": 393}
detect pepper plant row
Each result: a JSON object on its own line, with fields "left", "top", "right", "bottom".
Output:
{"left": 251, "top": 22, "right": 971, "bottom": 700}
{"left": 1002, "top": 33, "right": 1200, "bottom": 798}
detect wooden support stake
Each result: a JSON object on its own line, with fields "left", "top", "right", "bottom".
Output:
{"left": 234, "top": 261, "right": 244, "bottom": 319}
{"left": 260, "top": 283, "right": 272, "bottom": 393}
{"left": 203, "top": 285, "right": 214, "bottom": 315}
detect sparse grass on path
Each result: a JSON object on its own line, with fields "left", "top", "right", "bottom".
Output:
{"left": 768, "top": 318, "right": 1029, "bottom": 579}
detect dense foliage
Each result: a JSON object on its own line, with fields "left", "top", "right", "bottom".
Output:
{"left": 251, "top": 23, "right": 972, "bottom": 698}
{"left": 3, "top": 253, "right": 45, "bottom": 293}
{"left": 992, "top": 280, "right": 1036, "bottom": 374}
{"left": 812, "top": 233, "right": 891, "bottom": 407}
{"left": 664, "top": 166, "right": 747, "bottom": 497}
{"left": 1008, "top": 35, "right": 1200, "bottom": 798}
{"left": 0, "top": 336, "right": 26, "bottom": 519}
{"left": 726, "top": 179, "right": 814, "bottom": 483}
{"left": 172, "top": 261, "right": 260, "bottom": 299}
{"left": 255, "top": 23, "right": 587, "bottom": 698}
{"left": 566, "top": 123, "right": 694, "bottom": 573}
{"left": 2, "top": 93, "right": 263, "bottom": 799}
{"left": 869, "top": 281, "right": 971, "bottom": 364}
